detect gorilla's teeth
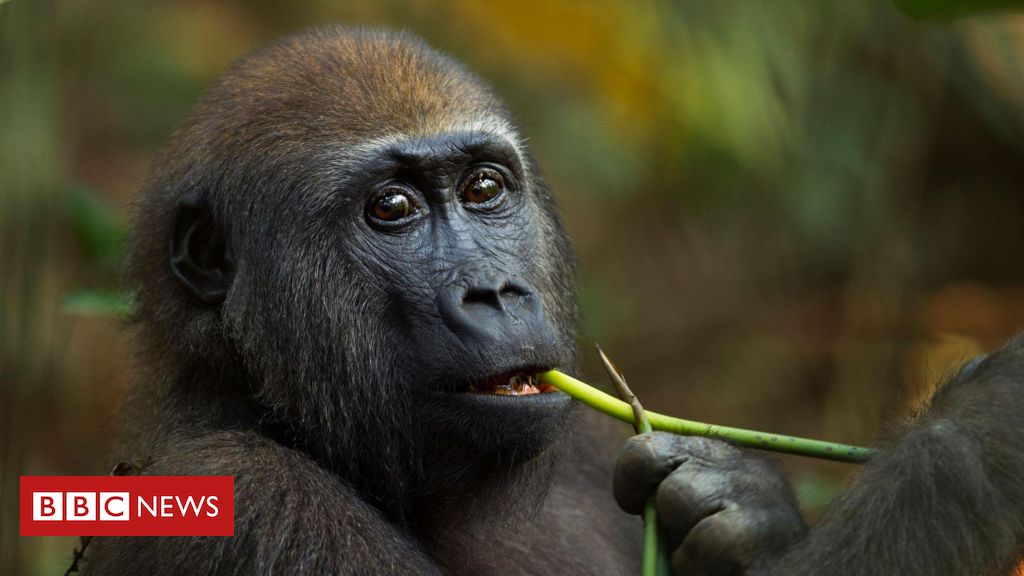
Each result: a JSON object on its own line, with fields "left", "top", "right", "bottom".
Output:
{"left": 467, "top": 373, "right": 542, "bottom": 395}
{"left": 508, "top": 374, "right": 537, "bottom": 387}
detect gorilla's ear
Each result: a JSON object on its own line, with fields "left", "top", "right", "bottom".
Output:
{"left": 170, "top": 198, "right": 234, "bottom": 304}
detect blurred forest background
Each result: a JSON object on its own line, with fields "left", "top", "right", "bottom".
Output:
{"left": 3, "top": 0, "right": 1024, "bottom": 573}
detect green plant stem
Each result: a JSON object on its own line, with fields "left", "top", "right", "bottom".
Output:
{"left": 642, "top": 499, "right": 660, "bottom": 576}
{"left": 540, "top": 370, "right": 875, "bottom": 464}
{"left": 638, "top": 417, "right": 661, "bottom": 576}
{"left": 596, "top": 346, "right": 670, "bottom": 576}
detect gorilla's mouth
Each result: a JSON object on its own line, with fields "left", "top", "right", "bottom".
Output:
{"left": 468, "top": 372, "right": 558, "bottom": 396}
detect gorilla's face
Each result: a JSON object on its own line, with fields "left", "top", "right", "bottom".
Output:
{"left": 308, "top": 129, "right": 576, "bottom": 454}
{"left": 351, "top": 132, "right": 562, "bottom": 385}
{"left": 145, "top": 31, "right": 580, "bottom": 508}
{"left": 359, "top": 135, "right": 568, "bottom": 381}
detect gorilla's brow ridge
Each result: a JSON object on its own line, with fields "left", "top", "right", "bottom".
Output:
{"left": 347, "top": 118, "right": 525, "bottom": 165}
{"left": 311, "top": 119, "right": 527, "bottom": 209}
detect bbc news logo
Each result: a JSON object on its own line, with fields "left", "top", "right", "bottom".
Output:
{"left": 20, "top": 476, "right": 234, "bottom": 536}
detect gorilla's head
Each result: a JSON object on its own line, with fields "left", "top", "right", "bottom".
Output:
{"left": 127, "top": 27, "right": 580, "bottom": 513}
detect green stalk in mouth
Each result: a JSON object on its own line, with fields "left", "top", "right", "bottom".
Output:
{"left": 539, "top": 369, "right": 875, "bottom": 464}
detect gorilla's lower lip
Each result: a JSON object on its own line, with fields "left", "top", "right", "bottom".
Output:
{"left": 466, "top": 370, "right": 558, "bottom": 396}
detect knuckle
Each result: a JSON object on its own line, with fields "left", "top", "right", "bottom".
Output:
{"left": 618, "top": 432, "right": 658, "bottom": 463}
{"left": 615, "top": 435, "right": 662, "bottom": 480}
{"left": 616, "top": 432, "right": 690, "bottom": 483}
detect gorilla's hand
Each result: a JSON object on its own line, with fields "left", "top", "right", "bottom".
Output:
{"left": 614, "top": 433, "right": 806, "bottom": 575}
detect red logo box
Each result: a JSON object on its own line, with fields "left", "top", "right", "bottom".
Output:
{"left": 20, "top": 476, "right": 234, "bottom": 536}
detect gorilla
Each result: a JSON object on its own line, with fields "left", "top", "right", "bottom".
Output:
{"left": 86, "top": 26, "right": 1024, "bottom": 576}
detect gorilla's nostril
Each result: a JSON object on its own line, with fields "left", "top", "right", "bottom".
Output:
{"left": 498, "top": 282, "right": 530, "bottom": 310}
{"left": 463, "top": 279, "right": 531, "bottom": 312}
{"left": 464, "top": 286, "right": 505, "bottom": 310}
{"left": 501, "top": 279, "right": 532, "bottom": 297}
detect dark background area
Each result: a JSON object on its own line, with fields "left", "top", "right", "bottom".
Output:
{"left": 3, "top": 1, "right": 1024, "bottom": 573}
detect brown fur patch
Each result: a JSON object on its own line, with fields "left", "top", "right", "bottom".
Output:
{"left": 193, "top": 27, "right": 505, "bottom": 147}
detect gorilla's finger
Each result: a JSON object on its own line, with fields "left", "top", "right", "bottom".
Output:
{"left": 613, "top": 432, "right": 739, "bottom": 515}
{"left": 676, "top": 504, "right": 806, "bottom": 576}
{"left": 654, "top": 465, "right": 733, "bottom": 546}
{"left": 670, "top": 505, "right": 752, "bottom": 576}
{"left": 662, "top": 476, "right": 807, "bottom": 575}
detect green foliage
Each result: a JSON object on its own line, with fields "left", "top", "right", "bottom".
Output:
{"left": 794, "top": 474, "right": 846, "bottom": 515}
{"left": 895, "top": 0, "right": 1024, "bottom": 18}
{"left": 62, "top": 186, "right": 131, "bottom": 317}
{"left": 62, "top": 290, "right": 134, "bottom": 316}
{"left": 63, "top": 185, "right": 126, "bottom": 273}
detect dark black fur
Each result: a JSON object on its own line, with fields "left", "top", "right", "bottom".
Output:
{"left": 86, "top": 25, "right": 1024, "bottom": 576}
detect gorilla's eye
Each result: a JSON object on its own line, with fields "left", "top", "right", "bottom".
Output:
{"left": 461, "top": 169, "right": 505, "bottom": 206}
{"left": 368, "top": 188, "right": 416, "bottom": 224}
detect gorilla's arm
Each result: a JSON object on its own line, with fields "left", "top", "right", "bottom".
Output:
{"left": 770, "top": 339, "right": 1024, "bottom": 576}
{"left": 87, "top": 431, "right": 441, "bottom": 576}
{"left": 616, "top": 337, "right": 1024, "bottom": 576}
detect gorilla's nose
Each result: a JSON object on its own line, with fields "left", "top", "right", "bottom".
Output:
{"left": 438, "top": 269, "right": 549, "bottom": 345}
